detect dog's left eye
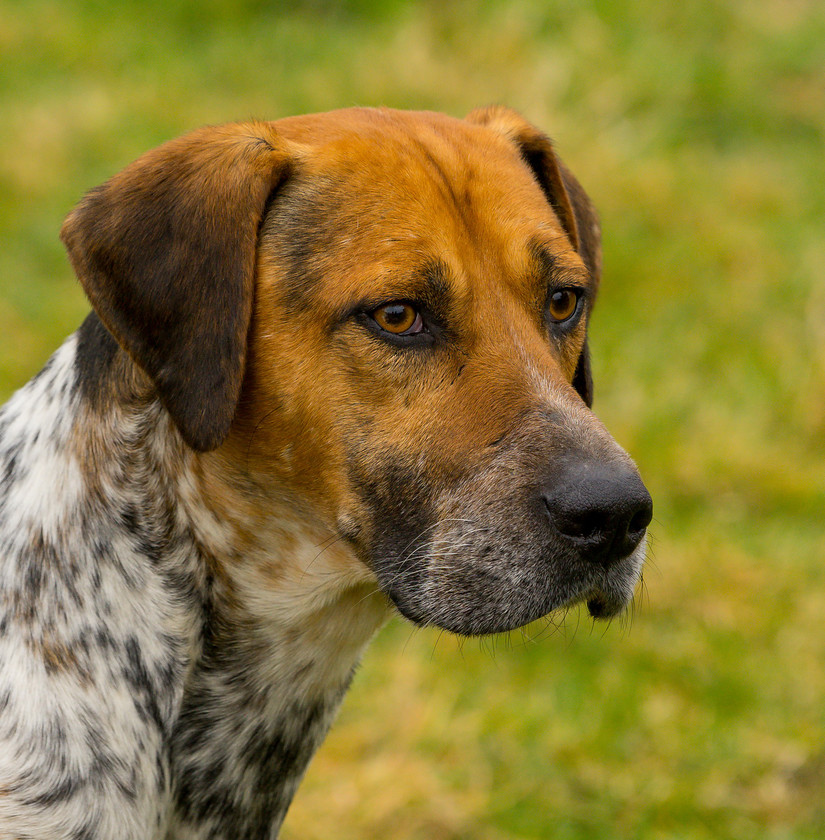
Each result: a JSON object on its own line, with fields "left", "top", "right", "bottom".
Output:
{"left": 547, "top": 288, "right": 581, "bottom": 323}
{"left": 371, "top": 303, "right": 424, "bottom": 336}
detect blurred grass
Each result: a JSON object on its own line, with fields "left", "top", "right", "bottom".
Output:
{"left": 1, "top": 0, "right": 824, "bottom": 837}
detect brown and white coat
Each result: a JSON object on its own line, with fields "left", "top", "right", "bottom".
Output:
{"left": 0, "top": 107, "right": 650, "bottom": 839}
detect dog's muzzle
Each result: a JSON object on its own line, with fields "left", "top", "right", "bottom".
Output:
{"left": 541, "top": 454, "right": 652, "bottom": 620}
{"left": 366, "top": 408, "right": 653, "bottom": 636}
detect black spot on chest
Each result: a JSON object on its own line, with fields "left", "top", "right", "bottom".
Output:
{"left": 2, "top": 448, "right": 19, "bottom": 486}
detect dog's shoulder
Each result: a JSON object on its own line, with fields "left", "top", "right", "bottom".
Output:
{"left": 0, "top": 328, "right": 203, "bottom": 838}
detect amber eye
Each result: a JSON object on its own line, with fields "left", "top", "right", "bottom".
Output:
{"left": 371, "top": 303, "right": 423, "bottom": 335}
{"left": 548, "top": 288, "right": 580, "bottom": 323}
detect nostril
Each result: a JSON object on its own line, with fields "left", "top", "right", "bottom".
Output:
{"left": 619, "top": 492, "right": 653, "bottom": 555}
{"left": 578, "top": 510, "right": 604, "bottom": 540}
{"left": 549, "top": 505, "right": 605, "bottom": 542}
{"left": 628, "top": 498, "right": 653, "bottom": 538}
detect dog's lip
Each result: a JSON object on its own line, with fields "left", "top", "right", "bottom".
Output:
{"left": 388, "top": 576, "right": 633, "bottom": 633}
{"left": 585, "top": 590, "right": 626, "bottom": 619}
{"left": 583, "top": 542, "right": 646, "bottom": 620}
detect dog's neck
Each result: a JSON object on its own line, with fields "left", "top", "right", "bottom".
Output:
{"left": 168, "top": 452, "right": 390, "bottom": 837}
{"left": 165, "top": 456, "right": 389, "bottom": 837}
{"left": 28, "top": 326, "right": 389, "bottom": 838}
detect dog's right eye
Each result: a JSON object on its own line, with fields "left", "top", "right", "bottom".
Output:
{"left": 371, "top": 303, "right": 424, "bottom": 336}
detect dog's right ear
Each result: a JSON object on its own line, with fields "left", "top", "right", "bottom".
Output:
{"left": 61, "top": 123, "right": 295, "bottom": 451}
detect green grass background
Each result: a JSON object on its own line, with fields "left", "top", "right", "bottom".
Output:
{"left": 1, "top": 1, "right": 823, "bottom": 837}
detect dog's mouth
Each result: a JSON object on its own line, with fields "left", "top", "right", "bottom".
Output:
{"left": 376, "top": 540, "right": 645, "bottom": 637}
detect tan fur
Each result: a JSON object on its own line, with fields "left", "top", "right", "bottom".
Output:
{"left": 223, "top": 108, "right": 590, "bottom": 555}
{"left": 60, "top": 105, "right": 646, "bottom": 637}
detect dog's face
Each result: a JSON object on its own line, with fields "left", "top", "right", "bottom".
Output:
{"left": 62, "top": 107, "right": 651, "bottom": 637}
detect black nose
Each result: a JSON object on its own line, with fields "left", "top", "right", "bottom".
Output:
{"left": 543, "top": 459, "right": 652, "bottom": 565}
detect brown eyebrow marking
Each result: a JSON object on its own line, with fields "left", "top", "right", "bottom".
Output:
{"left": 529, "top": 240, "right": 557, "bottom": 283}
{"left": 333, "top": 258, "right": 457, "bottom": 327}
{"left": 264, "top": 176, "right": 354, "bottom": 317}
{"left": 529, "top": 238, "right": 589, "bottom": 288}
{"left": 410, "top": 258, "right": 454, "bottom": 312}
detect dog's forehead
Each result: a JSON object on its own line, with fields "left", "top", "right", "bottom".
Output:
{"left": 263, "top": 108, "right": 585, "bottom": 312}
{"left": 273, "top": 108, "right": 552, "bottom": 227}
{"left": 273, "top": 106, "right": 493, "bottom": 150}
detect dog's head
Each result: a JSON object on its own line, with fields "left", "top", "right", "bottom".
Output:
{"left": 62, "top": 107, "right": 651, "bottom": 636}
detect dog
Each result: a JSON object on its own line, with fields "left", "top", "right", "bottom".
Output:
{"left": 0, "top": 106, "right": 651, "bottom": 839}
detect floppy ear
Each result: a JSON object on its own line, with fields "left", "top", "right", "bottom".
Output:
{"left": 465, "top": 106, "right": 600, "bottom": 407}
{"left": 572, "top": 341, "right": 594, "bottom": 409}
{"left": 61, "top": 123, "right": 294, "bottom": 451}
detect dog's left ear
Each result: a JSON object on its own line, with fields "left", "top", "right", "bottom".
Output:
{"left": 466, "top": 106, "right": 601, "bottom": 407}
{"left": 61, "top": 123, "right": 295, "bottom": 451}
